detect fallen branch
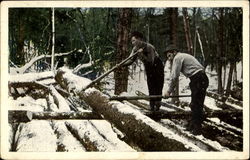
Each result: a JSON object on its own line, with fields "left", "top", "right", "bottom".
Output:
{"left": 72, "top": 47, "right": 93, "bottom": 74}
{"left": 15, "top": 49, "right": 79, "bottom": 74}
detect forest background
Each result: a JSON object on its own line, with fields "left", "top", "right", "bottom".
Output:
{"left": 8, "top": 7, "right": 243, "bottom": 97}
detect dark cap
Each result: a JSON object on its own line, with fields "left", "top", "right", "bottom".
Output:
{"left": 165, "top": 44, "right": 179, "bottom": 53}
{"left": 131, "top": 31, "right": 144, "bottom": 40}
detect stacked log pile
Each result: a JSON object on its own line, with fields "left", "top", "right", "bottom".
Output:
{"left": 7, "top": 68, "right": 243, "bottom": 152}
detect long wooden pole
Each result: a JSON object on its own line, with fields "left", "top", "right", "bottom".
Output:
{"left": 82, "top": 49, "right": 141, "bottom": 90}
{"left": 109, "top": 95, "right": 191, "bottom": 101}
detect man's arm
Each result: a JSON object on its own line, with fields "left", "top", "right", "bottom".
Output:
{"left": 165, "top": 57, "right": 182, "bottom": 96}
{"left": 123, "top": 47, "right": 143, "bottom": 67}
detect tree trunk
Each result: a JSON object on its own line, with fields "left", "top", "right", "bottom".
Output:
{"left": 168, "top": 8, "right": 179, "bottom": 104}
{"left": 16, "top": 10, "right": 25, "bottom": 66}
{"left": 182, "top": 8, "right": 193, "bottom": 55}
{"left": 196, "top": 27, "right": 205, "bottom": 64}
{"left": 114, "top": 8, "right": 132, "bottom": 95}
{"left": 225, "top": 62, "right": 235, "bottom": 96}
{"left": 217, "top": 8, "right": 225, "bottom": 94}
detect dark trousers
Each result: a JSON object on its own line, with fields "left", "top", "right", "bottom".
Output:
{"left": 189, "top": 71, "right": 209, "bottom": 125}
{"left": 144, "top": 57, "right": 164, "bottom": 109}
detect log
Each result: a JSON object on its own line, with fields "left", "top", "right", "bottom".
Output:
{"left": 65, "top": 120, "right": 135, "bottom": 151}
{"left": 14, "top": 120, "right": 57, "bottom": 152}
{"left": 160, "top": 119, "right": 226, "bottom": 151}
{"left": 79, "top": 88, "right": 202, "bottom": 151}
{"left": 135, "top": 90, "right": 186, "bottom": 112}
{"left": 51, "top": 120, "right": 86, "bottom": 151}
{"left": 32, "top": 111, "right": 102, "bottom": 120}
{"left": 48, "top": 85, "right": 71, "bottom": 112}
{"left": 109, "top": 95, "right": 191, "bottom": 101}
{"left": 145, "top": 109, "right": 242, "bottom": 120}
{"left": 8, "top": 110, "right": 102, "bottom": 122}
{"left": 55, "top": 67, "right": 92, "bottom": 93}
{"left": 9, "top": 110, "right": 33, "bottom": 123}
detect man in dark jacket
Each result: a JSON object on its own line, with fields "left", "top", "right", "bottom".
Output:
{"left": 163, "top": 45, "right": 209, "bottom": 135}
{"left": 124, "top": 31, "right": 164, "bottom": 111}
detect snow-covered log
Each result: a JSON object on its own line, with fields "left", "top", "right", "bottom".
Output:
{"left": 160, "top": 119, "right": 228, "bottom": 151}
{"left": 65, "top": 120, "right": 135, "bottom": 151}
{"left": 55, "top": 68, "right": 202, "bottom": 151}
{"left": 51, "top": 120, "right": 86, "bottom": 151}
{"left": 46, "top": 94, "right": 59, "bottom": 111}
{"left": 9, "top": 71, "right": 54, "bottom": 82}
{"left": 80, "top": 88, "right": 202, "bottom": 151}
{"left": 48, "top": 85, "right": 71, "bottom": 112}
{"left": 13, "top": 120, "right": 57, "bottom": 152}
{"left": 55, "top": 67, "right": 92, "bottom": 93}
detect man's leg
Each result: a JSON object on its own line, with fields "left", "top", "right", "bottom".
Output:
{"left": 189, "top": 73, "right": 208, "bottom": 135}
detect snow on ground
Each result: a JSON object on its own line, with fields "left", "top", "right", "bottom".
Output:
{"left": 8, "top": 60, "right": 243, "bottom": 152}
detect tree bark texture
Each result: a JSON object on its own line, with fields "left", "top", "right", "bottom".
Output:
{"left": 225, "top": 61, "right": 235, "bottom": 96}
{"left": 217, "top": 8, "right": 225, "bottom": 94}
{"left": 167, "top": 8, "right": 179, "bottom": 104}
{"left": 65, "top": 120, "right": 135, "bottom": 151}
{"left": 114, "top": 8, "right": 132, "bottom": 95}
{"left": 79, "top": 88, "right": 199, "bottom": 151}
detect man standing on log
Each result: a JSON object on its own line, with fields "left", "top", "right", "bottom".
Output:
{"left": 163, "top": 45, "right": 209, "bottom": 135}
{"left": 123, "top": 31, "right": 164, "bottom": 111}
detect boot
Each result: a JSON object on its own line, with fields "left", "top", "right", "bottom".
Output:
{"left": 185, "top": 120, "right": 202, "bottom": 135}
{"left": 191, "top": 123, "right": 202, "bottom": 135}
{"left": 155, "top": 101, "right": 161, "bottom": 111}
